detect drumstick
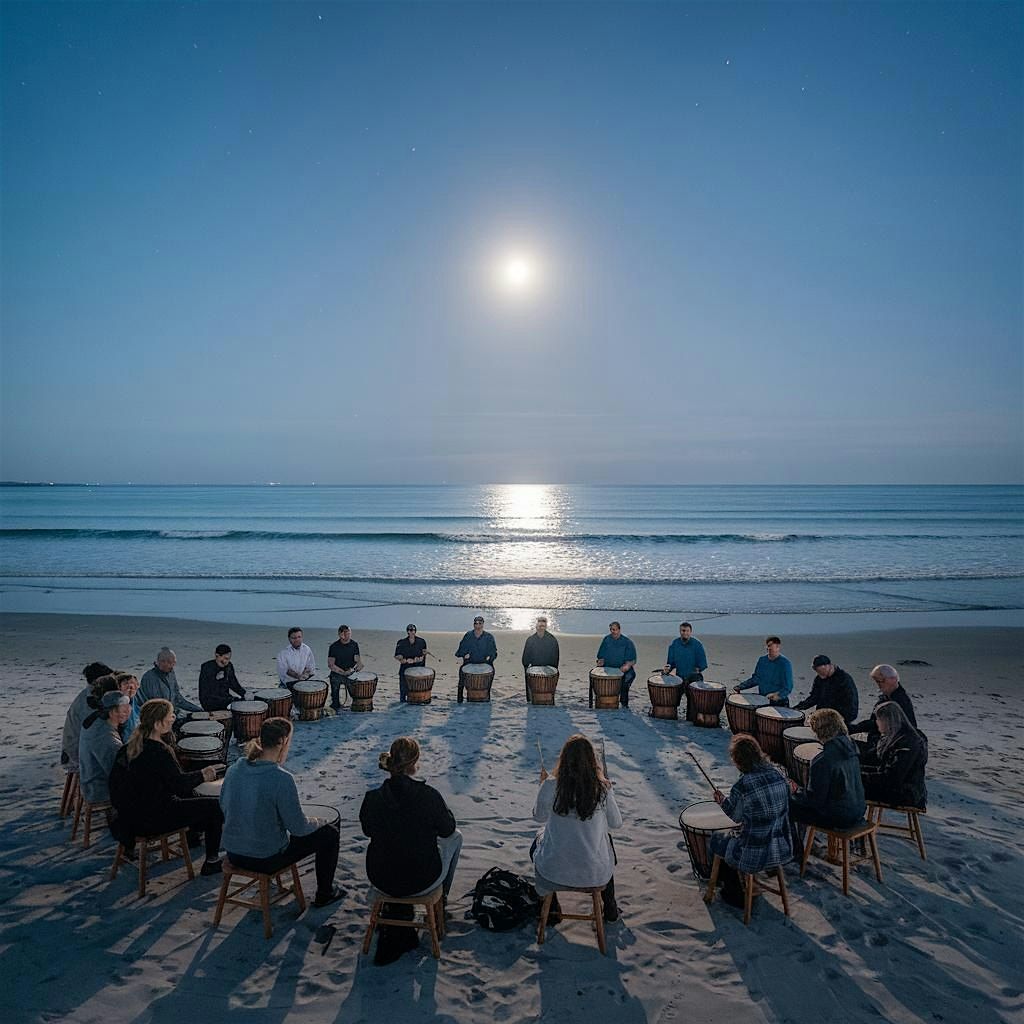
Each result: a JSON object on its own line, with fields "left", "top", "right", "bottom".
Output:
{"left": 687, "top": 751, "right": 717, "bottom": 792}
{"left": 536, "top": 738, "right": 545, "bottom": 773}
{"left": 597, "top": 738, "right": 609, "bottom": 777}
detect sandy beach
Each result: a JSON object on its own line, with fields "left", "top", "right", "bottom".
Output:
{"left": 1, "top": 612, "right": 1022, "bottom": 1024}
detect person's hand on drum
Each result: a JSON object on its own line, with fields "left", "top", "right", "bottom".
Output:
{"left": 713, "top": 789, "right": 725, "bottom": 805}
{"left": 732, "top": 684, "right": 742, "bottom": 693}
{"left": 201, "top": 765, "right": 219, "bottom": 783}
{"left": 767, "top": 691, "right": 779, "bottom": 702}
{"left": 309, "top": 816, "right": 322, "bottom": 827}
{"left": 788, "top": 779, "right": 799, "bottom": 794}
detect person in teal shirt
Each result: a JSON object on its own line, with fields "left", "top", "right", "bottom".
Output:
{"left": 734, "top": 636, "right": 793, "bottom": 706}
{"left": 664, "top": 622, "right": 708, "bottom": 681}
{"left": 595, "top": 622, "right": 637, "bottom": 707}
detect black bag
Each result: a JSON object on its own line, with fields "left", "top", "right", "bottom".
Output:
{"left": 468, "top": 868, "right": 541, "bottom": 931}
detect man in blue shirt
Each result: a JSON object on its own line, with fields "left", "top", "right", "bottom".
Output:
{"left": 595, "top": 621, "right": 638, "bottom": 708}
{"left": 455, "top": 616, "right": 497, "bottom": 703}
{"left": 664, "top": 622, "right": 709, "bottom": 723}
{"left": 734, "top": 636, "right": 793, "bottom": 706}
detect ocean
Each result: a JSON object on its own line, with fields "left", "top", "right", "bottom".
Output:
{"left": 1, "top": 484, "right": 1021, "bottom": 633}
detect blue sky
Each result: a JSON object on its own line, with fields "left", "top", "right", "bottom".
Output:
{"left": 2, "top": 1, "right": 1021, "bottom": 484}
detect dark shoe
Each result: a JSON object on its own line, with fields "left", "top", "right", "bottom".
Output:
{"left": 720, "top": 884, "right": 746, "bottom": 909}
{"left": 200, "top": 859, "right": 223, "bottom": 877}
{"left": 374, "top": 926, "right": 419, "bottom": 965}
{"left": 313, "top": 885, "right": 346, "bottom": 908}
{"left": 603, "top": 900, "right": 620, "bottom": 923}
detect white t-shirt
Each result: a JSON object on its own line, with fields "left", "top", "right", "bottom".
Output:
{"left": 276, "top": 643, "right": 315, "bottom": 685}
{"left": 532, "top": 776, "right": 622, "bottom": 888}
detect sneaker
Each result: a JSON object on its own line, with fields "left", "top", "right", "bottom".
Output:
{"left": 603, "top": 902, "right": 620, "bottom": 923}
{"left": 312, "top": 885, "right": 346, "bottom": 908}
{"left": 200, "top": 859, "right": 223, "bottom": 877}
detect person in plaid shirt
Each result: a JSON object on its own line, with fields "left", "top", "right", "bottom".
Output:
{"left": 711, "top": 735, "right": 793, "bottom": 907}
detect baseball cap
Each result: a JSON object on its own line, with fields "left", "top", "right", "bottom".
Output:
{"left": 473, "top": 616, "right": 484, "bottom": 624}
{"left": 406, "top": 624, "right": 417, "bottom": 631}
{"left": 812, "top": 655, "right": 832, "bottom": 668}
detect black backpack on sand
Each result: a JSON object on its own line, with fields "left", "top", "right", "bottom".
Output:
{"left": 468, "top": 868, "right": 541, "bottom": 931}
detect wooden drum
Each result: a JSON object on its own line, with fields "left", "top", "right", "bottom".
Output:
{"left": 292, "top": 680, "right": 328, "bottom": 721}
{"left": 405, "top": 666, "right": 435, "bottom": 705}
{"left": 782, "top": 726, "right": 818, "bottom": 780}
{"left": 346, "top": 670, "right": 378, "bottom": 712}
{"left": 792, "top": 741, "right": 823, "bottom": 790}
{"left": 229, "top": 699, "right": 269, "bottom": 742}
{"left": 208, "top": 709, "right": 233, "bottom": 743}
{"left": 526, "top": 665, "right": 559, "bottom": 706}
{"left": 461, "top": 664, "right": 494, "bottom": 703}
{"left": 590, "top": 667, "right": 623, "bottom": 710}
{"left": 678, "top": 800, "right": 737, "bottom": 880}
{"left": 688, "top": 680, "right": 727, "bottom": 727}
{"left": 179, "top": 719, "right": 225, "bottom": 745}
{"left": 725, "top": 692, "right": 770, "bottom": 735}
{"left": 177, "top": 735, "right": 225, "bottom": 772}
{"left": 255, "top": 689, "right": 293, "bottom": 720}
{"left": 647, "top": 673, "right": 684, "bottom": 720}
{"left": 755, "top": 706, "right": 805, "bottom": 762}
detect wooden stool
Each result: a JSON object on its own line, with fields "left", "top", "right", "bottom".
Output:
{"left": 59, "top": 771, "right": 80, "bottom": 819}
{"left": 361, "top": 886, "right": 444, "bottom": 959}
{"left": 71, "top": 796, "right": 112, "bottom": 849}
{"left": 536, "top": 885, "right": 607, "bottom": 955}
{"left": 111, "top": 829, "right": 195, "bottom": 898}
{"left": 704, "top": 854, "right": 791, "bottom": 926}
{"left": 213, "top": 858, "right": 306, "bottom": 939}
{"left": 867, "top": 801, "right": 927, "bottom": 861}
{"left": 800, "top": 820, "right": 882, "bottom": 896}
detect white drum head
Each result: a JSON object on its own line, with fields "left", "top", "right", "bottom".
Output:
{"left": 177, "top": 736, "right": 222, "bottom": 754}
{"left": 727, "top": 693, "right": 770, "bottom": 708}
{"left": 180, "top": 720, "right": 223, "bottom": 737}
{"left": 690, "top": 680, "right": 725, "bottom": 692}
{"left": 591, "top": 668, "right": 624, "bottom": 679}
{"left": 680, "top": 800, "right": 736, "bottom": 832}
{"left": 793, "top": 742, "right": 823, "bottom": 763}
{"left": 783, "top": 726, "right": 817, "bottom": 743}
{"left": 462, "top": 664, "right": 493, "bottom": 676}
{"left": 527, "top": 666, "right": 558, "bottom": 676}
{"left": 649, "top": 673, "right": 681, "bottom": 686}
{"left": 349, "top": 671, "right": 377, "bottom": 683}
{"left": 757, "top": 706, "right": 804, "bottom": 721}
{"left": 193, "top": 779, "right": 224, "bottom": 798}
{"left": 405, "top": 667, "right": 433, "bottom": 680}
{"left": 293, "top": 681, "right": 327, "bottom": 695}
{"left": 255, "top": 690, "right": 289, "bottom": 702}
{"left": 230, "top": 700, "right": 269, "bottom": 713}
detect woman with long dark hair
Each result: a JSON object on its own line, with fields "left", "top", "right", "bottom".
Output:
{"left": 531, "top": 734, "right": 622, "bottom": 922}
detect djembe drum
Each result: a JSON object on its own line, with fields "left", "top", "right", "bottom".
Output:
{"left": 755, "top": 706, "right": 805, "bottom": 763}
{"left": 177, "top": 735, "right": 225, "bottom": 772}
{"left": 590, "top": 668, "right": 623, "bottom": 710}
{"left": 725, "top": 692, "right": 769, "bottom": 735}
{"left": 229, "top": 699, "right": 269, "bottom": 742}
{"left": 461, "top": 664, "right": 494, "bottom": 702}
{"left": 647, "top": 673, "right": 684, "bottom": 720}
{"left": 255, "top": 689, "right": 293, "bottom": 720}
{"left": 678, "top": 800, "right": 738, "bottom": 880}
{"left": 791, "top": 742, "right": 823, "bottom": 790}
{"left": 526, "top": 666, "right": 559, "bottom": 706}
{"left": 783, "top": 726, "right": 818, "bottom": 780}
{"left": 179, "top": 719, "right": 225, "bottom": 745}
{"left": 688, "top": 680, "right": 727, "bottom": 727}
{"left": 346, "top": 671, "right": 378, "bottom": 712}
{"left": 404, "top": 666, "right": 435, "bottom": 705}
{"left": 292, "top": 680, "right": 328, "bottom": 722}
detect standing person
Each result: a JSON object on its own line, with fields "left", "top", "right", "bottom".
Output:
{"left": 79, "top": 692, "right": 132, "bottom": 805}
{"left": 664, "top": 622, "right": 708, "bottom": 683}
{"left": 394, "top": 624, "right": 428, "bottom": 704}
{"left": 277, "top": 627, "right": 315, "bottom": 690}
{"left": 327, "top": 625, "right": 363, "bottom": 711}
{"left": 848, "top": 664, "right": 918, "bottom": 752}
{"left": 139, "top": 648, "right": 202, "bottom": 714}
{"left": 594, "top": 622, "right": 637, "bottom": 708}
{"left": 733, "top": 637, "right": 793, "bottom": 707}
{"left": 198, "top": 644, "right": 247, "bottom": 712}
{"left": 531, "top": 734, "right": 622, "bottom": 923}
{"left": 859, "top": 703, "right": 928, "bottom": 809}
{"left": 521, "top": 616, "right": 560, "bottom": 702}
{"left": 455, "top": 616, "right": 497, "bottom": 704}
{"left": 360, "top": 737, "right": 463, "bottom": 965}
{"left": 109, "top": 699, "right": 223, "bottom": 875}
{"left": 793, "top": 655, "right": 859, "bottom": 726}
{"left": 61, "top": 662, "right": 114, "bottom": 770}
{"left": 710, "top": 734, "right": 793, "bottom": 909}
{"left": 220, "top": 717, "right": 345, "bottom": 907}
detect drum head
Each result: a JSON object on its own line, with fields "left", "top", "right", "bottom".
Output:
{"left": 679, "top": 800, "right": 736, "bottom": 832}
{"left": 293, "top": 681, "right": 327, "bottom": 694}
{"left": 462, "top": 664, "right": 493, "bottom": 676}
{"left": 178, "top": 736, "right": 222, "bottom": 754}
{"left": 727, "top": 693, "right": 769, "bottom": 708}
{"left": 591, "top": 668, "right": 623, "bottom": 679}
{"left": 348, "top": 671, "right": 377, "bottom": 683}
{"left": 756, "top": 706, "right": 804, "bottom": 721}
{"left": 180, "top": 720, "right": 222, "bottom": 736}
{"left": 303, "top": 802, "right": 341, "bottom": 829}
{"left": 193, "top": 779, "right": 224, "bottom": 798}
{"left": 230, "top": 700, "right": 269, "bottom": 713}
{"left": 255, "top": 690, "right": 289, "bottom": 702}
{"left": 648, "top": 673, "right": 681, "bottom": 687}
{"left": 783, "top": 726, "right": 817, "bottom": 742}
{"left": 527, "top": 666, "right": 558, "bottom": 676}
{"left": 794, "top": 742, "right": 823, "bottom": 762}
{"left": 689, "top": 680, "right": 725, "bottom": 692}
{"left": 405, "top": 667, "right": 433, "bottom": 680}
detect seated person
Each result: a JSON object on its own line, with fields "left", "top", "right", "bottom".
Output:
{"left": 711, "top": 734, "right": 792, "bottom": 908}
{"left": 327, "top": 625, "right": 362, "bottom": 712}
{"left": 109, "top": 698, "right": 223, "bottom": 875}
{"left": 61, "top": 661, "right": 114, "bottom": 771}
{"left": 793, "top": 655, "right": 859, "bottom": 726}
{"left": 531, "top": 734, "right": 621, "bottom": 923}
{"left": 198, "top": 644, "right": 246, "bottom": 711}
{"left": 220, "top": 717, "right": 344, "bottom": 907}
{"left": 849, "top": 664, "right": 918, "bottom": 752}
{"left": 139, "top": 647, "right": 202, "bottom": 715}
{"left": 78, "top": 691, "right": 132, "bottom": 805}
{"left": 594, "top": 622, "right": 637, "bottom": 708}
{"left": 115, "top": 673, "right": 142, "bottom": 742}
{"left": 789, "top": 708, "right": 867, "bottom": 835}
{"left": 859, "top": 702, "right": 928, "bottom": 809}
{"left": 733, "top": 636, "right": 793, "bottom": 707}
{"left": 277, "top": 627, "right": 316, "bottom": 689}
{"left": 360, "top": 737, "right": 463, "bottom": 965}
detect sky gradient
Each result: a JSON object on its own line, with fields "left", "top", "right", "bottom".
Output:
{"left": 2, "top": 1, "right": 1021, "bottom": 484}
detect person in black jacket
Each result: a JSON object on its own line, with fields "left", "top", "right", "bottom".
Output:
{"left": 789, "top": 708, "right": 866, "bottom": 832}
{"left": 860, "top": 702, "right": 928, "bottom": 809}
{"left": 793, "top": 655, "right": 859, "bottom": 725}
{"left": 359, "top": 736, "right": 462, "bottom": 964}
{"left": 198, "top": 645, "right": 246, "bottom": 711}
{"left": 849, "top": 664, "right": 918, "bottom": 751}
{"left": 110, "top": 698, "right": 224, "bottom": 875}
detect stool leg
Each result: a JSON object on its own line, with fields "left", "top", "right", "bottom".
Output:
{"left": 841, "top": 840, "right": 850, "bottom": 896}
{"left": 111, "top": 845, "right": 124, "bottom": 880}
{"left": 260, "top": 875, "right": 273, "bottom": 939}
{"left": 743, "top": 873, "right": 754, "bottom": 926}
{"left": 139, "top": 840, "right": 148, "bottom": 899}
{"left": 705, "top": 855, "right": 722, "bottom": 904}
{"left": 593, "top": 890, "right": 607, "bottom": 954}
{"left": 426, "top": 899, "right": 441, "bottom": 959}
{"left": 777, "top": 867, "right": 790, "bottom": 918}
{"left": 800, "top": 827, "right": 815, "bottom": 877}
{"left": 290, "top": 864, "right": 306, "bottom": 912}
{"left": 83, "top": 805, "right": 94, "bottom": 850}
{"left": 213, "top": 869, "right": 231, "bottom": 926}
{"left": 180, "top": 831, "right": 195, "bottom": 880}
{"left": 59, "top": 774, "right": 74, "bottom": 818}
{"left": 869, "top": 830, "right": 883, "bottom": 883}
{"left": 537, "top": 893, "right": 553, "bottom": 945}
{"left": 362, "top": 900, "right": 382, "bottom": 955}
{"left": 160, "top": 836, "right": 171, "bottom": 860}
{"left": 434, "top": 897, "right": 445, "bottom": 938}
{"left": 911, "top": 812, "right": 927, "bottom": 861}
{"left": 71, "top": 794, "right": 83, "bottom": 843}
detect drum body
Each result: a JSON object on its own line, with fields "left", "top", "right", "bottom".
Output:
{"left": 303, "top": 802, "right": 341, "bottom": 832}
{"left": 688, "top": 680, "right": 727, "bottom": 727}
{"left": 230, "top": 699, "right": 269, "bottom": 742}
{"left": 755, "top": 706, "right": 806, "bottom": 762}
{"left": 346, "top": 671, "right": 379, "bottom": 712}
{"left": 179, "top": 719, "right": 225, "bottom": 745}
{"left": 461, "top": 664, "right": 494, "bottom": 703}
{"left": 177, "top": 735, "right": 225, "bottom": 772}
{"left": 405, "top": 666, "right": 435, "bottom": 705}
{"left": 792, "top": 742, "right": 824, "bottom": 790}
{"left": 208, "top": 709, "right": 234, "bottom": 743}
{"left": 292, "top": 680, "right": 328, "bottom": 721}
{"left": 526, "top": 666, "right": 559, "bottom": 706}
{"left": 725, "top": 693, "right": 770, "bottom": 735}
{"left": 678, "top": 800, "right": 737, "bottom": 879}
{"left": 782, "top": 726, "right": 818, "bottom": 780}
{"left": 590, "top": 668, "right": 623, "bottom": 710}
{"left": 647, "top": 673, "right": 684, "bottom": 720}
{"left": 255, "top": 689, "right": 294, "bottom": 720}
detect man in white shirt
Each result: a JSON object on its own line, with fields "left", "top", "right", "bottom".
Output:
{"left": 277, "top": 627, "right": 316, "bottom": 689}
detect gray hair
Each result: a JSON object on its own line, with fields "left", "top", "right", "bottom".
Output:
{"left": 875, "top": 701, "right": 910, "bottom": 757}
{"left": 536, "top": 616, "right": 548, "bottom": 624}
{"left": 871, "top": 664, "right": 900, "bottom": 684}
{"left": 156, "top": 647, "right": 176, "bottom": 664}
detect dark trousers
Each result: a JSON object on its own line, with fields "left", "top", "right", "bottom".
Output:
{"left": 589, "top": 668, "right": 636, "bottom": 708}
{"left": 329, "top": 672, "right": 347, "bottom": 709}
{"left": 682, "top": 673, "right": 705, "bottom": 722}
{"left": 228, "top": 824, "right": 340, "bottom": 896}
{"left": 131, "top": 797, "right": 223, "bottom": 862}
{"left": 397, "top": 663, "right": 424, "bottom": 703}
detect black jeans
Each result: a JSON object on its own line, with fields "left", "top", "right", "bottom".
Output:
{"left": 329, "top": 672, "right": 348, "bottom": 709}
{"left": 589, "top": 668, "right": 636, "bottom": 708}
{"left": 228, "top": 824, "right": 340, "bottom": 896}
{"left": 131, "top": 797, "right": 224, "bottom": 862}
